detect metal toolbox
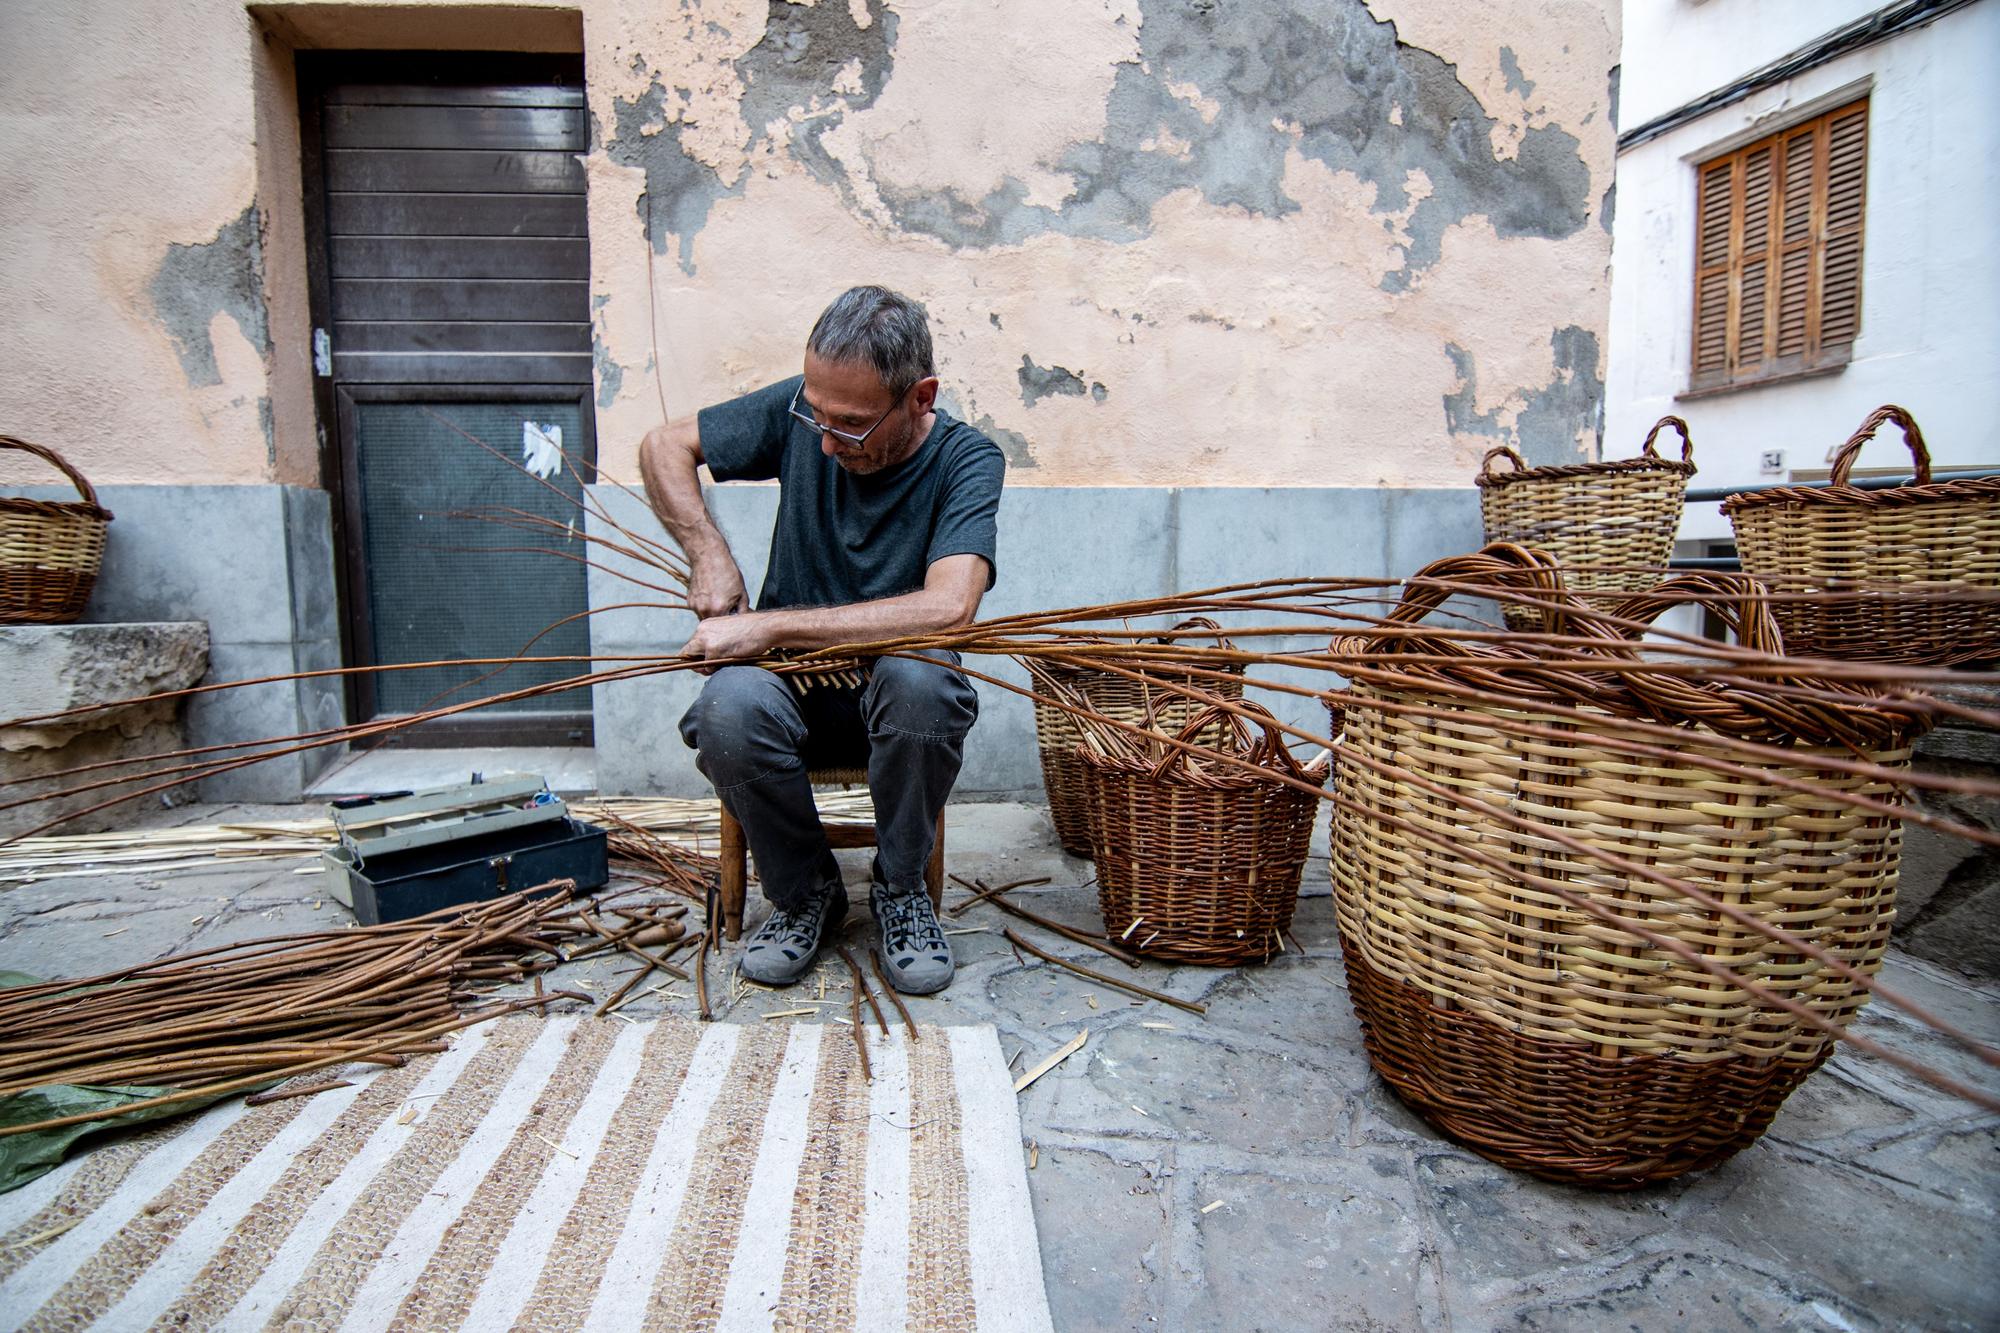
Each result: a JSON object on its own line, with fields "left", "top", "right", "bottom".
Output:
{"left": 321, "top": 773, "right": 607, "bottom": 925}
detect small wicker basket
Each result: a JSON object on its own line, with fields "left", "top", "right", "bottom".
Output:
{"left": 1330, "top": 544, "right": 1916, "bottom": 1187}
{"left": 1, "top": 436, "right": 112, "bottom": 624}
{"left": 1079, "top": 700, "right": 1327, "bottom": 967}
{"left": 1028, "top": 619, "right": 1246, "bottom": 858}
{"left": 1476, "top": 417, "right": 1697, "bottom": 631}
{"left": 1722, "top": 404, "right": 2000, "bottom": 665}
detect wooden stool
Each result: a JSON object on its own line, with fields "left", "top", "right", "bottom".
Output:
{"left": 716, "top": 766, "right": 946, "bottom": 941}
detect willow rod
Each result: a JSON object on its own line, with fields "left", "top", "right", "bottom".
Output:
{"left": 946, "top": 652, "right": 2000, "bottom": 1103}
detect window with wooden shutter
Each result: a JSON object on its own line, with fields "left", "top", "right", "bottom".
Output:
{"left": 1689, "top": 98, "right": 1868, "bottom": 394}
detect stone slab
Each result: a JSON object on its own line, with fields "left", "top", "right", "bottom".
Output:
{"left": 0, "top": 621, "right": 210, "bottom": 837}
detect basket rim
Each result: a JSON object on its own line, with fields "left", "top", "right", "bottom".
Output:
{"left": 1720, "top": 473, "right": 2000, "bottom": 515}
{"left": 0, "top": 497, "right": 113, "bottom": 520}
{"left": 1475, "top": 454, "right": 1696, "bottom": 490}
{"left": 1075, "top": 739, "right": 1330, "bottom": 786}
{"left": 1339, "top": 544, "right": 1924, "bottom": 748}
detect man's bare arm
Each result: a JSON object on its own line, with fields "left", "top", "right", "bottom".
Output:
{"left": 638, "top": 418, "right": 749, "bottom": 617}
{"left": 681, "top": 554, "right": 990, "bottom": 661}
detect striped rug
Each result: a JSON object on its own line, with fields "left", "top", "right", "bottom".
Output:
{"left": 0, "top": 1016, "right": 1052, "bottom": 1332}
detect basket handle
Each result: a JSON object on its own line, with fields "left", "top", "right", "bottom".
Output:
{"left": 1375, "top": 544, "right": 1789, "bottom": 655}
{"left": 1145, "top": 699, "right": 1316, "bottom": 784}
{"left": 1478, "top": 445, "right": 1528, "bottom": 478}
{"left": 1601, "top": 572, "right": 1788, "bottom": 655}
{"left": 0, "top": 435, "right": 101, "bottom": 509}
{"left": 1828, "top": 405, "right": 1931, "bottom": 487}
{"left": 1638, "top": 415, "right": 1695, "bottom": 465}
{"left": 1150, "top": 615, "right": 1233, "bottom": 651}
{"left": 1376, "top": 542, "right": 1580, "bottom": 637}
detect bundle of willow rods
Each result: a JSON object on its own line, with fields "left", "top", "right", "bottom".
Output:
{"left": 0, "top": 794, "right": 860, "bottom": 886}
{"left": 0, "top": 884, "right": 622, "bottom": 1139}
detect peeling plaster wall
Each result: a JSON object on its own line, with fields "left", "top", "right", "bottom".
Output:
{"left": 0, "top": 2, "right": 279, "bottom": 486}
{"left": 1, "top": 0, "right": 1615, "bottom": 495}
{"left": 590, "top": 0, "right": 1621, "bottom": 485}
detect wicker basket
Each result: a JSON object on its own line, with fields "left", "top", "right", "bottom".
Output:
{"left": 1330, "top": 545, "right": 1915, "bottom": 1187}
{"left": 1722, "top": 404, "right": 2000, "bottom": 665}
{"left": 1079, "top": 700, "right": 1328, "bottom": 966}
{"left": 1476, "top": 417, "right": 1697, "bottom": 631}
{"left": 1029, "top": 619, "right": 1246, "bottom": 858}
{"left": 1, "top": 436, "right": 112, "bottom": 624}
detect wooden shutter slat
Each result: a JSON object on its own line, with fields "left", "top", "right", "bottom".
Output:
{"left": 1819, "top": 105, "right": 1869, "bottom": 351}
{"left": 1690, "top": 97, "right": 1866, "bottom": 391}
{"left": 1736, "top": 147, "right": 1775, "bottom": 372}
{"left": 1691, "top": 160, "right": 1735, "bottom": 384}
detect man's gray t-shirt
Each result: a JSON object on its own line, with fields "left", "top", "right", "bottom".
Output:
{"left": 696, "top": 375, "right": 1005, "bottom": 610}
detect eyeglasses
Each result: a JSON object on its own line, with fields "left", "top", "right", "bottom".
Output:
{"left": 788, "top": 381, "right": 911, "bottom": 449}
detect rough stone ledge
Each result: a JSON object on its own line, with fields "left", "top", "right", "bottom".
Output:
{"left": 0, "top": 621, "right": 209, "bottom": 836}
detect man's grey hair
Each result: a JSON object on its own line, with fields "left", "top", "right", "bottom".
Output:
{"left": 807, "top": 285, "right": 936, "bottom": 397}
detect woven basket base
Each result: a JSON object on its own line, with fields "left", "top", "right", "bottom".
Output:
{"left": 0, "top": 568, "right": 98, "bottom": 623}
{"left": 1340, "top": 938, "right": 1825, "bottom": 1188}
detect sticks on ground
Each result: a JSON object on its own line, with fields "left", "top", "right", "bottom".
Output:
{"left": 1003, "top": 928, "right": 1208, "bottom": 1016}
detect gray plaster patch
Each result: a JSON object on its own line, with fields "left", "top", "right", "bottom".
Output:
{"left": 938, "top": 387, "right": 1037, "bottom": 470}
{"left": 594, "top": 332, "right": 625, "bottom": 408}
{"left": 609, "top": 95, "right": 745, "bottom": 273}
{"left": 589, "top": 292, "right": 626, "bottom": 408}
{"left": 734, "top": 0, "right": 897, "bottom": 141}
{"left": 1017, "top": 355, "right": 1107, "bottom": 408}
{"left": 797, "top": 0, "right": 1591, "bottom": 286}
{"left": 1442, "top": 342, "right": 1504, "bottom": 442}
{"left": 1513, "top": 325, "right": 1603, "bottom": 463}
{"left": 1500, "top": 46, "right": 1536, "bottom": 99}
{"left": 1441, "top": 326, "right": 1603, "bottom": 466}
{"left": 148, "top": 206, "right": 270, "bottom": 388}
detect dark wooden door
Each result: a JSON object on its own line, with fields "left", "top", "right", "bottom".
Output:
{"left": 301, "top": 54, "right": 595, "bottom": 745}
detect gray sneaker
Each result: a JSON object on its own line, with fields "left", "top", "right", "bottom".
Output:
{"left": 739, "top": 884, "right": 847, "bottom": 986}
{"left": 872, "top": 884, "right": 954, "bottom": 995}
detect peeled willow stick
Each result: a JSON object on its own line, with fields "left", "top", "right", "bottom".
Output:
{"left": 578, "top": 908, "right": 690, "bottom": 984}
{"left": 973, "top": 889, "right": 1141, "bottom": 969}
{"left": 869, "top": 948, "right": 919, "bottom": 1042}
{"left": 246, "top": 1079, "right": 353, "bottom": 1107}
{"left": 1003, "top": 929, "right": 1207, "bottom": 1016}
{"left": 837, "top": 948, "right": 873, "bottom": 1081}
{"left": 945, "top": 874, "right": 1054, "bottom": 918}
{"left": 837, "top": 945, "right": 888, "bottom": 1036}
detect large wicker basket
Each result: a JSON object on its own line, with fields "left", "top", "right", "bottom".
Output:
{"left": 1330, "top": 545, "right": 1915, "bottom": 1187}
{"left": 1080, "top": 700, "right": 1327, "bottom": 966}
{"left": 1029, "top": 619, "right": 1246, "bottom": 858}
{"left": 1476, "top": 417, "right": 1697, "bottom": 631}
{"left": 1722, "top": 404, "right": 2000, "bottom": 664}
{"left": 1, "top": 436, "right": 112, "bottom": 624}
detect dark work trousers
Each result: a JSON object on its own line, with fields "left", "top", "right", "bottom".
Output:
{"left": 678, "top": 649, "right": 979, "bottom": 912}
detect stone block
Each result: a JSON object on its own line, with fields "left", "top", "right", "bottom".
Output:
{"left": 0, "top": 622, "right": 209, "bottom": 836}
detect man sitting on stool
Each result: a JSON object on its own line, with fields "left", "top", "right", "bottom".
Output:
{"left": 639, "top": 285, "right": 1005, "bottom": 994}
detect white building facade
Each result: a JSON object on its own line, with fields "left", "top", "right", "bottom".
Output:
{"left": 1606, "top": 0, "right": 2000, "bottom": 551}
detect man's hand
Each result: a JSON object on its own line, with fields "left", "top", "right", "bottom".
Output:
{"left": 686, "top": 555, "right": 750, "bottom": 619}
{"left": 680, "top": 610, "right": 780, "bottom": 669}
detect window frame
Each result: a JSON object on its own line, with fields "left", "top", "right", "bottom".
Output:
{"left": 1683, "top": 96, "right": 1869, "bottom": 398}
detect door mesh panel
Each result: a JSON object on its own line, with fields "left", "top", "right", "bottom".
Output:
{"left": 354, "top": 400, "right": 592, "bottom": 717}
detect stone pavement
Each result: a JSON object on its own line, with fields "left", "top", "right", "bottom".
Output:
{"left": 2, "top": 799, "right": 1995, "bottom": 1331}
